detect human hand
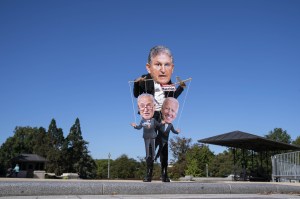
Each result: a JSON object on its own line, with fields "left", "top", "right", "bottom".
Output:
{"left": 161, "top": 120, "right": 165, "bottom": 124}
{"left": 131, "top": 123, "right": 137, "bottom": 127}
{"left": 179, "top": 82, "right": 186, "bottom": 88}
{"left": 135, "top": 76, "right": 146, "bottom": 82}
{"left": 176, "top": 129, "right": 181, "bottom": 133}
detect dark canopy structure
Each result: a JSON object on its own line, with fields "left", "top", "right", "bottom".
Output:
{"left": 198, "top": 130, "right": 300, "bottom": 152}
{"left": 12, "top": 154, "right": 48, "bottom": 163}
{"left": 198, "top": 130, "right": 300, "bottom": 181}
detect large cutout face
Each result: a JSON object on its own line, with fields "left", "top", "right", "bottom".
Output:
{"left": 138, "top": 95, "right": 155, "bottom": 120}
{"left": 161, "top": 98, "right": 179, "bottom": 124}
{"left": 146, "top": 53, "right": 174, "bottom": 85}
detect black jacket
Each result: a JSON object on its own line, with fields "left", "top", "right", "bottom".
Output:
{"left": 133, "top": 73, "right": 184, "bottom": 99}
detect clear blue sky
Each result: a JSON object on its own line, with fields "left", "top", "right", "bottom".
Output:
{"left": 1, "top": 0, "right": 299, "bottom": 160}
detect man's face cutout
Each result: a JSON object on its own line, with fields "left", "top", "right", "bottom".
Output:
{"left": 146, "top": 53, "right": 174, "bottom": 85}
{"left": 138, "top": 96, "right": 155, "bottom": 120}
{"left": 161, "top": 99, "right": 178, "bottom": 124}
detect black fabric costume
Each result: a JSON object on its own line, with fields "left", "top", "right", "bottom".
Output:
{"left": 155, "top": 123, "right": 179, "bottom": 182}
{"left": 133, "top": 73, "right": 184, "bottom": 182}
{"left": 133, "top": 73, "right": 183, "bottom": 99}
{"left": 134, "top": 73, "right": 183, "bottom": 122}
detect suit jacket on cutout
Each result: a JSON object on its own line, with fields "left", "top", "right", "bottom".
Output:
{"left": 158, "top": 123, "right": 179, "bottom": 144}
{"left": 133, "top": 73, "right": 184, "bottom": 99}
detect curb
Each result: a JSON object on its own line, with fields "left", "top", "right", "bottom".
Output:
{"left": 1, "top": 181, "right": 300, "bottom": 196}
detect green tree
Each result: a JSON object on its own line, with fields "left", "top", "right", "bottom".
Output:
{"left": 185, "top": 159, "right": 202, "bottom": 177}
{"left": 46, "top": 119, "right": 65, "bottom": 175}
{"left": 265, "top": 128, "right": 291, "bottom": 144}
{"left": 0, "top": 137, "right": 16, "bottom": 176}
{"left": 169, "top": 136, "right": 192, "bottom": 163}
{"left": 292, "top": 136, "right": 300, "bottom": 146}
{"left": 63, "top": 118, "right": 96, "bottom": 178}
{"left": 32, "top": 127, "right": 48, "bottom": 157}
{"left": 169, "top": 136, "right": 192, "bottom": 179}
{"left": 110, "top": 154, "right": 138, "bottom": 179}
{"left": 185, "top": 144, "right": 214, "bottom": 177}
{"left": 13, "top": 126, "right": 38, "bottom": 154}
{"left": 263, "top": 128, "right": 292, "bottom": 177}
{"left": 0, "top": 119, "right": 97, "bottom": 178}
{"left": 47, "top": 119, "right": 64, "bottom": 149}
{"left": 210, "top": 149, "right": 233, "bottom": 177}
{"left": 0, "top": 126, "right": 47, "bottom": 176}
{"left": 1, "top": 126, "right": 42, "bottom": 160}
{"left": 95, "top": 159, "right": 110, "bottom": 179}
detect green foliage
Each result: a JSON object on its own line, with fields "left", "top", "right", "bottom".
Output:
{"left": 0, "top": 137, "right": 17, "bottom": 175}
{"left": 292, "top": 136, "right": 300, "bottom": 146}
{"left": 168, "top": 136, "right": 192, "bottom": 179}
{"left": 0, "top": 126, "right": 46, "bottom": 175}
{"left": 185, "top": 159, "right": 202, "bottom": 177}
{"left": 0, "top": 118, "right": 96, "bottom": 178}
{"left": 169, "top": 136, "right": 192, "bottom": 163}
{"left": 1, "top": 125, "right": 295, "bottom": 180}
{"left": 47, "top": 119, "right": 64, "bottom": 149}
{"left": 210, "top": 150, "right": 233, "bottom": 177}
{"left": 265, "top": 128, "right": 291, "bottom": 144}
{"left": 110, "top": 154, "right": 138, "bottom": 179}
{"left": 262, "top": 128, "right": 293, "bottom": 179}
{"left": 169, "top": 138, "right": 215, "bottom": 179}
{"left": 94, "top": 156, "right": 161, "bottom": 180}
{"left": 95, "top": 159, "right": 110, "bottom": 179}
{"left": 185, "top": 144, "right": 214, "bottom": 177}
{"left": 62, "top": 118, "right": 97, "bottom": 179}
{"left": 45, "top": 119, "right": 65, "bottom": 175}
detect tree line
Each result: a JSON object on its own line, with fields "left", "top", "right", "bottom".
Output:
{"left": 0, "top": 118, "right": 96, "bottom": 178}
{"left": 1, "top": 120, "right": 299, "bottom": 180}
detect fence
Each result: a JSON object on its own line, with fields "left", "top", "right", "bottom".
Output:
{"left": 271, "top": 151, "right": 300, "bottom": 182}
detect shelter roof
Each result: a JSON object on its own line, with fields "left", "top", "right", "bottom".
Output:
{"left": 198, "top": 130, "right": 300, "bottom": 152}
{"left": 12, "top": 153, "right": 47, "bottom": 162}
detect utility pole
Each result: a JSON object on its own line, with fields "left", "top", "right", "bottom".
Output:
{"left": 108, "top": 153, "right": 111, "bottom": 179}
{"left": 206, "top": 164, "right": 208, "bottom": 177}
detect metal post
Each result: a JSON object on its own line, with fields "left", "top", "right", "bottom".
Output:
{"left": 108, "top": 153, "right": 111, "bottom": 179}
{"left": 206, "top": 164, "right": 208, "bottom": 177}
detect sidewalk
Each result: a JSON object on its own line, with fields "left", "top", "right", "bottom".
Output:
{"left": 1, "top": 194, "right": 300, "bottom": 199}
{"left": 1, "top": 178, "right": 300, "bottom": 197}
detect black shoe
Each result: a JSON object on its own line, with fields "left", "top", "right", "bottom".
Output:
{"left": 143, "top": 177, "right": 151, "bottom": 182}
{"left": 163, "top": 177, "right": 170, "bottom": 182}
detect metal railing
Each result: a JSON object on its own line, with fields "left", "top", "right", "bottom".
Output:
{"left": 271, "top": 151, "right": 300, "bottom": 182}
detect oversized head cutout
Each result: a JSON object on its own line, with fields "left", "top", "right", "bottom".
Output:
{"left": 146, "top": 46, "right": 174, "bottom": 85}
{"left": 161, "top": 97, "right": 179, "bottom": 124}
{"left": 137, "top": 93, "right": 155, "bottom": 120}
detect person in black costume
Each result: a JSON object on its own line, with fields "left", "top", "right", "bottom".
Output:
{"left": 155, "top": 97, "right": 180, "bottom": 182}
{"left": 133, "top": 45, "right": 185, "bottom": 182}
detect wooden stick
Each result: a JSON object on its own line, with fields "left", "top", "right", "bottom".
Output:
{"left": 173, "top": 77, "right": 192, "bottom": 85}
{"left": 128, "top": 77, "right": 192, "bottom": 84}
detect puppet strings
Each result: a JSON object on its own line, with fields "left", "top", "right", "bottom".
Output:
{"left": 176, "top": 78, "right": 192, "bottom": 129}
{"left": 128, "top": 78, "right": 152, "bottom": 124}
{"left": 128, "top": 77, "right": 192, "bottom": 128}
{"left": 128, "top": 81, "right": 137, "bottom": 124}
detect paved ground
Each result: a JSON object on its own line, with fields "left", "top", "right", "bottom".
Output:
{"left": 1, "top": 178, "right": 300, "bottom": 198}
{"left": 1, "top": 194, "right": 300, "bottom": 199}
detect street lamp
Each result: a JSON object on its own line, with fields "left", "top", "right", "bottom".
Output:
{"left": 108, "top": 153, "right": 111, "bottom": 179}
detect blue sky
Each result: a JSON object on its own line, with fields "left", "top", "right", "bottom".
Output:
{"left": 1, "top": 0, "right": 299, "bottom": 160}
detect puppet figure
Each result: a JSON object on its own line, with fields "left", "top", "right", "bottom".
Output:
{"left": 130, "top": 94, "right": 162, "bottom": 182}
{"left": 155, "top": 97, "right": 180, "bottom": 182}
{"left": 132, "top": 45, "right": 187, "bottom": 182}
